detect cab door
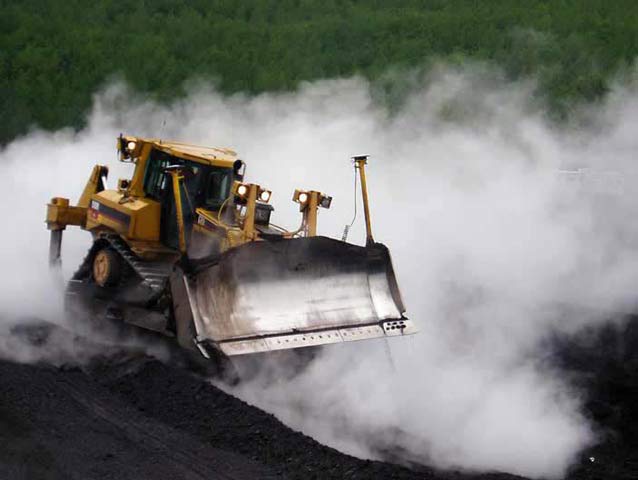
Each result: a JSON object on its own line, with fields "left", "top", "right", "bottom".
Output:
{"left": 143, "top": 149, "right": 195, "bottom": 251}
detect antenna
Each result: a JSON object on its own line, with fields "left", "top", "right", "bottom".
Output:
{"left": 159, "top": 118, "right": 167, "bottom": 138}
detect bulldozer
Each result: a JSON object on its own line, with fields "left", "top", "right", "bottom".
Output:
{"left": 45, "top": 135, "right": 414, "bottom": 362}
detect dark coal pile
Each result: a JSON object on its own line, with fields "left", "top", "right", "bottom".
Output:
{"left": 551, "top": 316, "right": 638, "bottom": 480}
{"left": 88, "top": 354, "right": 523, "bottom": 480}
{"left": 0, "top": 358, "right": 278, "bottom": 480}
{"left": 0, "top": 317, "right": 637, "bottom": 480}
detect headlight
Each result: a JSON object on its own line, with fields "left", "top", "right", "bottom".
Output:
{"left": 127, "top": 141, "right": 136, "bottom": 151}
{"left": 259, "top": 190, "right": 271, "bottom": 202}
{"left": 237, "top": 184, "right": 248, "bottom": 196}
{"left": 298, "top": 192, "right": 308, "bottom": 203}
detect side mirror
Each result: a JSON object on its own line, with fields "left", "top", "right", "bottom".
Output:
{"left": 233, "top": 159, "right": 245, "bottom": 180}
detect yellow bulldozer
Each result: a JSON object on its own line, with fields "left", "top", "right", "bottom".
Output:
{"left": 46, "top": 135, "right": 414, "bottom": 362}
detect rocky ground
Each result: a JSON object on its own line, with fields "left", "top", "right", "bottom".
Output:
{"left": 1, "top": 318, "right": 637, "bottom": 480}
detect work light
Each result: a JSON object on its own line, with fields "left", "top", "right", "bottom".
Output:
{"left": 259, "top": 189, "right": 272, "bottom": 202}
{"left": 292, "top": 189, "right": 309, "bottom": 205}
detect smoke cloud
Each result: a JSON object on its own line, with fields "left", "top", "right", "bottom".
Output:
{"left": 3, "top": 65, "right": 638, "bottom": 477}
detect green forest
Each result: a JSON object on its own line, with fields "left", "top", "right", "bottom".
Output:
{"left": 2, "top": 0, "right": 638, "bottom": 144}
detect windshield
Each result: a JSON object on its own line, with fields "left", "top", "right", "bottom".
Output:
{"left": 143, "top": 149, "right": 200, "bottom": 200}
{"left": 143, "top": 149, "right": 232, "bottom": 210}
{"left": 203, "top": 169, "right": 232, "bottom": 210}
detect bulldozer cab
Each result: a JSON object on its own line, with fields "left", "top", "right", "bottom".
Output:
{"left": 142, "top": 147, "right": 235, "bottom": 252}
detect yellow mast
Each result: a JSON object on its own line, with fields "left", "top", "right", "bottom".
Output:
{"left": 353, "top": 155, "right": 374, "bottom": 246}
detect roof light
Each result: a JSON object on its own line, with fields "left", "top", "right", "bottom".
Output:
{"left": 259, "top": 189, "right": 271, "bottom": 202}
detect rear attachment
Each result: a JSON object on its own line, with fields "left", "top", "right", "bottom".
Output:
{"left": 172, "top": 236, "right": 415, "bottom": 356}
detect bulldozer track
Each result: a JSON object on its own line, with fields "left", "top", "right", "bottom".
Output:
{"left": 103, "top": 234, "right": 173, "bottom": 293}
{"left": 69, "top": 234, "right": 173, "bottom": 299}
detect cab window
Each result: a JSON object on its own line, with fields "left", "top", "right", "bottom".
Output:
{"left": 143, "top": 150, "right": 172, "bottom": 199}
{"left": 203, "top": 169, "right": 232, "bottom": 210}
{"left": 144, "top": 149, "right": 200, "bottom": 201}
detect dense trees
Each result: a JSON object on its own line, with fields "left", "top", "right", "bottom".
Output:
{"left": 2, "top": 0, "right": 638, "bottom": 143}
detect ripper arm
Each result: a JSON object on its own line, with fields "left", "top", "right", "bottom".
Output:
{"left": 45, "top": 165, "right": 108, "bottom": 266}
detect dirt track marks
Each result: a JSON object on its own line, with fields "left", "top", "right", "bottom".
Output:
{"left": 0, "top": 359, "right": 277, "bottom": 480}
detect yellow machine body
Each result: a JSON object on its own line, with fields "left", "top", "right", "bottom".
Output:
{"left": 45, "top": 136, "right": 414, "bottom": 358}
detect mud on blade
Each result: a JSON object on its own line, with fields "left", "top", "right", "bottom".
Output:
{"left": 178, "top": 236, "right": 415, "bottom": 356}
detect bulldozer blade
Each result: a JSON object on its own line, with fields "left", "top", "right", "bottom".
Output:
{"left": 178, "top": 236, "right": 415, "bottom": 356}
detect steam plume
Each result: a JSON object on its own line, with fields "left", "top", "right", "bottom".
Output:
{"left": 3, "top": 66, "right": 638, "bottom": 477}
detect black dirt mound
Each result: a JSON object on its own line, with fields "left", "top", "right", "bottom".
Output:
{"left": 551, "top": 316, "right": 638, "bottom": 479}
{"left": 0, "top": 359, "right": 278, "bottom": 480}
{"left": 1, "top": 316, "right": 637, "bottom": 479}
{"left": 88, "top": 354, "right": 523, "bottom": 480}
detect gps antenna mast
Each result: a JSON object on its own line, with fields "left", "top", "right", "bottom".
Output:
{"left": 352, "top": 155, "right": 374, "bottom": 246}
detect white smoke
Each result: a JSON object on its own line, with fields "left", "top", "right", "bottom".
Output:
{"left": 0, "top": 125, "right": 166, "bottom": 363}
{"left": 2, "top": 65, "right": 638, "bottom": 477}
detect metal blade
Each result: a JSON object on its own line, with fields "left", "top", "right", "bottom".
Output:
{"left": 183, "top": 236, "right": 415, "bottom": 356}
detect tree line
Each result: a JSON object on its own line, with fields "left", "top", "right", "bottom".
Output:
{"left": 2, "top": 0, "right": 638, "bottom": 143}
